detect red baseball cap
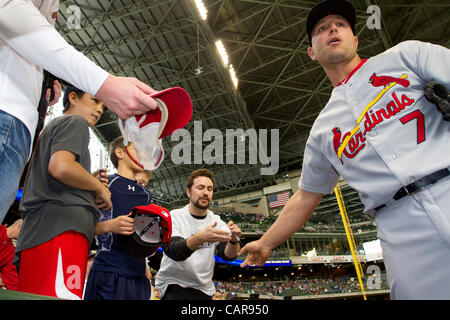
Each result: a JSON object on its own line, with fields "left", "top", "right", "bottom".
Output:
{"left": 138, "top": 87, "right": 193, "bottom": 139}
{"left": 117, "top": 204, "right": 172, "bottom": 258}
{"left": 118, "top": 87, "right": 193, "bottom": 170}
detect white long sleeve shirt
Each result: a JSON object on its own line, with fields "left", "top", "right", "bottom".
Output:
{"left": 0, "top": 0, "right": 109, "bottom": 153}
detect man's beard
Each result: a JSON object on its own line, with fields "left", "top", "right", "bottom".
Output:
{"left": 193, "top": 197, "right": 211, "bottom": 209}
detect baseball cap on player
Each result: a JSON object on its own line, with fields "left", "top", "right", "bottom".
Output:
{"left": 118, "top": 87, "right": 193, "bottom": 170}
{"left": 117, "top": 204, "right": 172, "bottom": 258}
{"left": 306, "top": 0, "right": 356, "bottom": 45}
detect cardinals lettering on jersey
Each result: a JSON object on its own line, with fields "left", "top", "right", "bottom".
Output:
{"left": 333, "top": 73, "right": 414, "bottom": 163}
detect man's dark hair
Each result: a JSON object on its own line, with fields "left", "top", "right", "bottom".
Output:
{"left": 186, "top": 168, "right": 215, "bottom": 190}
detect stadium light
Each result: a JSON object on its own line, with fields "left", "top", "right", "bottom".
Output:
{"left": 194, "top": 0, "right": 207, "bottom": 20}
{"left": 215, "top": 40, "right": 229, "bottom": 66}
{"left": 214, "top": 40, "right": 239, "bottom": 88}
{"left": 229, "top": 64, "right": 238, "bottom": 88}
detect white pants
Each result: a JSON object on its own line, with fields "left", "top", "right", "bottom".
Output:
{"left": 375, "top": 175, "right": 450, "bottom": 300}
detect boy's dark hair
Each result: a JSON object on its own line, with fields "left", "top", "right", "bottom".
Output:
{"left": 62, "top": 86, "right": 85, "bottom": 113}
{"left": 185, "top": 168, "right": 215, "bottom": 190}
{"left": 110, "top": 136, "right": 125, "bottom": 169}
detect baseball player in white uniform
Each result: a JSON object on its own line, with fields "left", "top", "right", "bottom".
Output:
{"left": 239, "top": 0, "right": 450, "bottom": 300}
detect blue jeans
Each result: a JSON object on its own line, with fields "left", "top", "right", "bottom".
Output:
{"left": 0, "top": 110, "right": 31, "bottom": 223}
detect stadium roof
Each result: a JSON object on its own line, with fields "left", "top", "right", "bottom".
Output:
{"left": 55, "top": 0, "right": 449, "bottom": 215}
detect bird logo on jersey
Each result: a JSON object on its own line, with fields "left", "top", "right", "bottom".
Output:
{"left": 369, "top": 73, "right": 410, "bottom": 88}
{"left": 332, "top": 73, "right": 414, "bottom": 163}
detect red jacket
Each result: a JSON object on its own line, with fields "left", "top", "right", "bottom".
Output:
{"left": 0, "top": 225, "right": 19, "bottom": 290}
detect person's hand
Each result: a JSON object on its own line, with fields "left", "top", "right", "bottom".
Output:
{"left": 6, "top": 219, "right": 22, "bottom": 240}
{"left": 227, "top": 220, "right": 241, "bottom": 243}
{"left": 109, "top": 215, "right": 135, "bottom": 235}
{"left": 92, "top": 168, "right": 108, "bottom": 188}
{"left": 238, "top": 239, "right": 272, "bottom": 267}
{"left": 45, "top": 80, "right": 62, "bottom": 106}
{"left": 96, "top": 75, "right": 159, "bottom": 120}
{"left": 145, "top": 267, "right": 152, "bottom": 281}
{"left": 152, "top": 286, "right": 160, "bottom": 299}
{"left": 94, "top": 184, "right": 112, "bottom": 210}
{"left": 197, "top": 221, "right": 232, "bottom": 244}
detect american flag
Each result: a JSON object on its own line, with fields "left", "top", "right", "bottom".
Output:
{"left": 268, "top": 191, "right": 290, "bottom": 208}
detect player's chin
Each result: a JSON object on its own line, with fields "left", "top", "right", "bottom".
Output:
{"left": 326, "top": 52, "right": 348, "bottom": 63}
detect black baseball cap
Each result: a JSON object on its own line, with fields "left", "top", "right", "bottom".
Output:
{"left": 117, "top": 204, "right": 172, "bottom": 258}
{"left": 306, "top": 0, "right": 356, "bottom": 45}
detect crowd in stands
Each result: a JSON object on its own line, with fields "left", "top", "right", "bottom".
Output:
{"left": 214, "top": 274, "right": 389, "bottom": 297}
{"left": 303, "top": 220, "right": 377, "bottom": 233}
{"left": 216, "top": 212, "right": 269, "bottom": 232}
{"left": 216, "top": 211, "right": 377, "bottom": 234}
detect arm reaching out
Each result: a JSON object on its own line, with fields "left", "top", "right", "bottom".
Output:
{"left": 0, "top": 1, "right": 159, "bottom": 120}
{"left": 239, "top": 189, "right": 323, "bottom": 267}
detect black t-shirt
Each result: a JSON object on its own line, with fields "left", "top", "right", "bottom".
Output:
{"left": 16, "top": 115, "right": 99, "bottom": 258}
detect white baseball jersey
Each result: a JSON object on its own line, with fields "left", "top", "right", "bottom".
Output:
{"left": 299, "top": 40, "right": 450, "bottom": 213}
{"left": 0, "top": 0, "right": 109, "bottom": 154}
{"left": 299, "top": 40, "right": 450, "bottom": 299}
{"left": 155, "top": 205, "right": 228, "bottom": 297}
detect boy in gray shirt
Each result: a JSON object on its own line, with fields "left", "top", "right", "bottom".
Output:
{"left": 15, "top": 86, "right": 135, "bottom": 299}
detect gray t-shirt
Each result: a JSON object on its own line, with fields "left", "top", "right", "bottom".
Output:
{"left": 15, "top": 115, "right": 99, "bottom": 260}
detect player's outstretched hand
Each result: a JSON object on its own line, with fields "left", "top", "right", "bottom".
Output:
{"left": 96, "top": 75, "right": 159, "bottom": 120}
{"left": 238, "top": 240, "right": 272, "bottom": 268}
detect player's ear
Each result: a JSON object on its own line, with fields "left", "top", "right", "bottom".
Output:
{"left": 307, "top": 46, "right": 316, "bottom": 61}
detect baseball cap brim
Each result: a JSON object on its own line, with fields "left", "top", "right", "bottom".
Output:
{"left": 306, "top": 0, "right": 356, "bottom": 45}
{"left": 135, "top": 87, "right": 193, "bottom": 140}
